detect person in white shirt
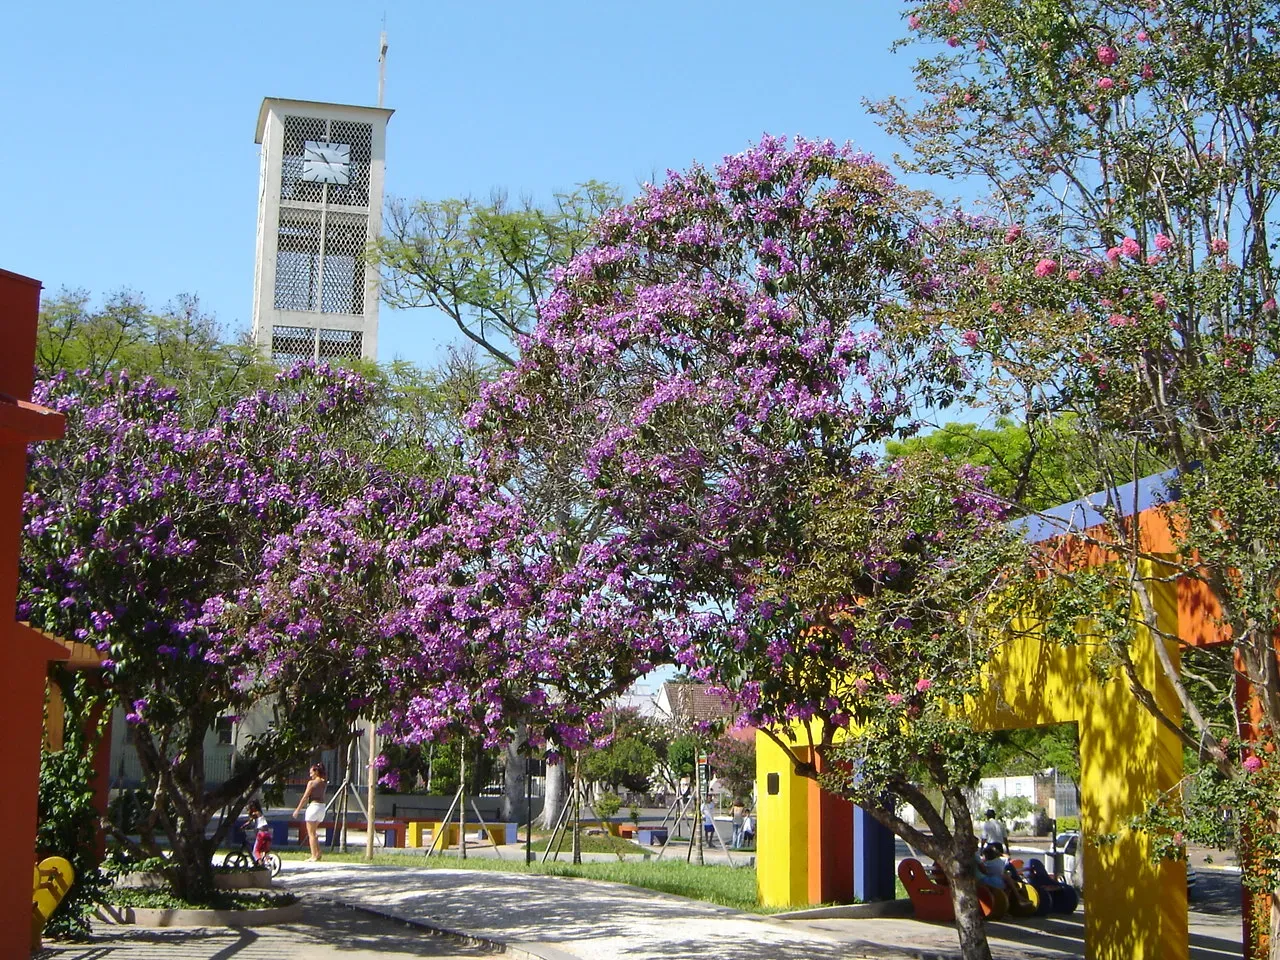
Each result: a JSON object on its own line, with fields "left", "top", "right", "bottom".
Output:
{"left": 980, "top": 809, "right": 1008, "bottom": 849}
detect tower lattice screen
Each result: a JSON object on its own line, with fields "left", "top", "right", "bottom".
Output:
{"left": 320, "top": 212, "right": 368, "bottom": 314}
{"left": 273, "top": 209, "right": 323, "bottom": 312}
{"left": 271, "top": 325, "right": 316, "bottom": 364}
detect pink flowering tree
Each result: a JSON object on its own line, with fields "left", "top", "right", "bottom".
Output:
{"left": 470, "top": 137, "right": 1031, "bottom": 959}
{"left": 21, "top": 364, "right": 438, "bottom": 897}
{"left": 883, "top": 2, "right": 1280, "bottom": 951}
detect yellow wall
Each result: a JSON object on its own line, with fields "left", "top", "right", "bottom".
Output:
{"left": 970, "top": 558, "right": 1186, "bottom": 960}
{"left": 755, "top": 733, "right": 809, "bottom": 906}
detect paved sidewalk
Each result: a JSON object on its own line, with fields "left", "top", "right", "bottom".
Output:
{"left": 280, "top": 861, "right": 1211, "bottom": 960}
{"left": 41, "top": 901, "right": 495, "bottom": 959}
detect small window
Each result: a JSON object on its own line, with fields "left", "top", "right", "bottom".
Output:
{"left": 766, "top": 772, "right": 780, "bottom": 795}
{"left": 215, "top": 717, "right": 234, "bottom": 745}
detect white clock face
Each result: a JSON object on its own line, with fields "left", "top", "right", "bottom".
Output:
{"left": 301, "top": 140, "right": 351, "bottom": 185}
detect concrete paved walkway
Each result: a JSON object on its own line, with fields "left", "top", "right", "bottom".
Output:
{"left": 42, "top": 861, "right": 1244, "bottom": 960}
{"left": 277, "top": 861, "right": 1242, "bottom": 960}
{"left": 41, "top": 901, "right": 495, "bottom": 959}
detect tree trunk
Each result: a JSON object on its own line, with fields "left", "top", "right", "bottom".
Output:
{"left": 945, "top": 860, "right": 994, "bottom": 960}
{"left": 501, "top": 723, "right": 528, "bottom": 824}
{"left": 168, "top": 809, "right": 215, "bottom": 900}
{"left": 692, "top": 751, "right": 705, "bottom": 865}
{"left": 540, "top": 755, "right": 566, "bottom": 830}
{"left": 571, "top": 752, "right": 582, "bottom": 865}
{"left": 458, "top": 741, "right": 468, "bottom": 860}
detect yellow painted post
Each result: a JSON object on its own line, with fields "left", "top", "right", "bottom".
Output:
{"left": 755, "top": 732, "right": 809, "bottom": 907}
{"left": 970, "top": 559, "right": 1186, "bottom": 960}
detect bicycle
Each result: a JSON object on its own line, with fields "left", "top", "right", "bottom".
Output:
{"left": 222, "top": 832, "right": 282, "bottom": 877}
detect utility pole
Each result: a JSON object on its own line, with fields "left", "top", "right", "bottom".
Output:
{"left": 691, "top": 747, "right": 705, "bottom": 865}
{"left": 364, "top": 722, "right": 377, "bottom": 862}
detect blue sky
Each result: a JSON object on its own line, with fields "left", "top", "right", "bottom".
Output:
{"left": 1, "top": 1, "right": 926, "bottom": 368}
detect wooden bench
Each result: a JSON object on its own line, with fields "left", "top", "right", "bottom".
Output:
{"left": 898, "top": 858, "right": 1007, "bottom": 922}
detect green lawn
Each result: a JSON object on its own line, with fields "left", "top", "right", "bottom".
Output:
{"left": 277, "top": 850, "right": 780, "bottom": 913}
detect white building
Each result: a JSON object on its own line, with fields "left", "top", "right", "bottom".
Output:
{"left": 251, "top": 98, "right": 393, "bottom": 363}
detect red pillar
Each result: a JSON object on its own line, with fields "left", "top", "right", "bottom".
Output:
{"left": 806, "top": 756, "right": 855, "bottom": 904}
{"left": 0, "top": 269, "right": 67, "bottom": 956}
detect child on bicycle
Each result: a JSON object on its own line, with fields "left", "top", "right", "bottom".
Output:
{"left": 244, "top": 799, "right": 272, "bottom": 865}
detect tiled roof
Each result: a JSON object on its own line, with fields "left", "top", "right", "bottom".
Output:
{"left": 660, "top": 682, "right": 735, "bottom": 724}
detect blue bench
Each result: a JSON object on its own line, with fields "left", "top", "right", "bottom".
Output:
{"left": 637, "top": 827, "right": 669, "bottom": 845}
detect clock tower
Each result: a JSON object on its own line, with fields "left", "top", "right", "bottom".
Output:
{"left": 251, "top": 98, "right": 393, "bottom": 363}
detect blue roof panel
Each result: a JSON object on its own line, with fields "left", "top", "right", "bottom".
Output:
{"left": 1009, "top": 468, "right": 1182, "bottom": 544}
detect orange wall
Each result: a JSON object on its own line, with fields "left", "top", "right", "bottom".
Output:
{"left": 0, "top": 270, "right": 68, "bottom": 954}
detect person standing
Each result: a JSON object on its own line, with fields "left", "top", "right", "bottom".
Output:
{"left": 731, "top": 799, "right": 745, "bottom": 849}
{"left": 741, "top": 810, "right": 754, "bottom": 849}
{"left": 980, "top": 808, "right": 1008, "bottom": 850}
{"left": 701, "top": 796, "right": 717, "bottom": 848}
{"left": 293, "top": 763, "right": 328, "bottom": 861}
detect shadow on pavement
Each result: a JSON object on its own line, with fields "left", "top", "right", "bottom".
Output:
{"left": 41, "top": 904, "right": 496, "bottom": 959}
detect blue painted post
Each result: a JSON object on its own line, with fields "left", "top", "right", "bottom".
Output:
{"left": 852, "top": 806, "right": 895, "bottom": 901}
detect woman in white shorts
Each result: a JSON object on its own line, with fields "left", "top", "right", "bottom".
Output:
{"left": 292, "top": 762, "right": 328, "bottom": 861}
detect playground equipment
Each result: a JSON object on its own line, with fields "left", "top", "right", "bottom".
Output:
{"left": 896, "top": 858, "right": 1009, "bottom": 923}
{"left": 1001, "top": 863, "right": 1042, "bottom": 918}
{"left": 756, "top": 471, "right": 1235, "bottom": 959}
{"left": 1024, "top": 858, "right": 1079, "bottom": 915}
{"left": 31, "top": 856, "right": 74, "bottom": 950}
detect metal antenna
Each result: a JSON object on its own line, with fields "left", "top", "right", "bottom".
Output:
{"left": 377, "top": 19, "right": 388, "bottom": 108}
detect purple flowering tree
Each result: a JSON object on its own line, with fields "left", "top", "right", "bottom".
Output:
{"left": 21, "top": 364, "right": 434, "bottom": 897}
{"left": 470, "top": 137, "right": 1027, "bottom": 959}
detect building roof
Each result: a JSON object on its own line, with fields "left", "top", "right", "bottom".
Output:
{"left": 1008, "top": 467, "right": 1182, "bottom": 544}
{"left": 657, "top": 682, "right": 736, "bottom": 725}
{"left": 255, "top": 98, "right": 395, "bottom": 144}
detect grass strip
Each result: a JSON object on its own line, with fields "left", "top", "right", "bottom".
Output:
{"left": 276, "top": 851, "right": 788, "bottom": 913}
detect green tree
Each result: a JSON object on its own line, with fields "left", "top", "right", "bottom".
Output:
{"left": 883, "top": 2, "right": 1280, "bottom": 952}
{"left": 580, "top": 710, "right": 662, "bottom": 795}
{"left": 664, "top": 735, "right": 699, "bottom": 790}
{"left": 708, "top": 735, "right": 756, "bottom": 802}
{"left": 36, "top": 670, "right": 109, "bottom": 936}
{"left": 886, "top": 417, "right": 1106, "bottom": 512}
{"left": 36, "top": 289, "right": 272, "bottom": 409}
{"left": 377, "top": 182, "right": 622, "bottom": 367}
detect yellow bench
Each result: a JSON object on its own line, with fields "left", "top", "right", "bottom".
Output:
{"left": 32, "top": 856, "right": 74, "bottom": 951}
{"left": 408, "top": 820, "right": 507, "bottom": 849}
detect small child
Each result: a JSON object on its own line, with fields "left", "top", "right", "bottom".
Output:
{"left": 977, "top": 843, "right": 1008, "bottom": 889}
{"left": 245, "top": 799, "right": 271, "bottom": 864}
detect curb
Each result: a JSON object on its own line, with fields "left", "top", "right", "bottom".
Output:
{"left": 94, "top": 899, "right": 303, "bottom": 927}
{"left": 319, "top": 895, "right": 581, "bottom": 960}
{"left": 772, "top": 899, "right": 914, "bottom": 920}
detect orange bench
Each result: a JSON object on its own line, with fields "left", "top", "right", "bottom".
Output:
{"left": 898, "top": 858, "right": 955, "bottom": 921}
{"left": 897, "top": 858, "right": 1007, "bottom": 922}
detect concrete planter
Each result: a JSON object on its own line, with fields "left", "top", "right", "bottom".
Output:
{"left": 116, "top": 869, "right": 272, "bottom": 890}
{"left": 95, "top": 899, "right": 302, "bottom": 927}
{"left": 214, "top": 869, "right": 273, "bottom": 889}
